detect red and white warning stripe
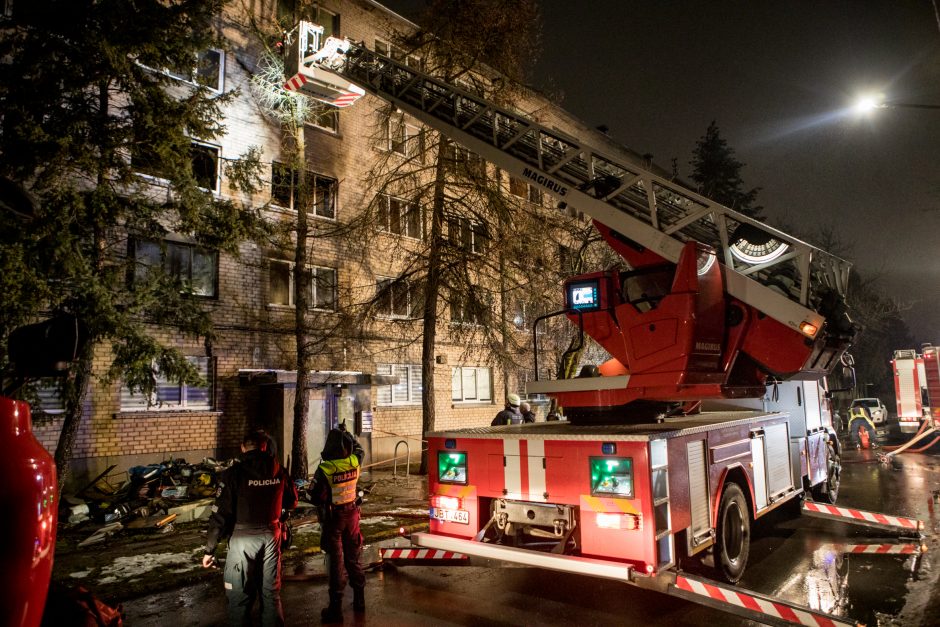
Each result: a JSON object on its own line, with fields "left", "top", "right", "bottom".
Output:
{"left": 803, "top": 501, "right": 922, "bottom": 532}
{"left": 284, "top": 74, "right": 308, "bottom": 92}
{"left": 673, "top": 574, "right": 856, "bottom": 627}
{"left": 380, "top": 548, "right": 467, "bottom": 560}
{"left": 820, "top": 542, "right": 926, "bottom": 555}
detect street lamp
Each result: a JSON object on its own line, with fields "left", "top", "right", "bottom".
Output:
{"left": 852, "top": 93, "right": 940, "bottom": 115}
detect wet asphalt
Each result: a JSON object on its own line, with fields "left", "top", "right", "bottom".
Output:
{"left": 123, "top": 423, "right": 940, "bottom": 626}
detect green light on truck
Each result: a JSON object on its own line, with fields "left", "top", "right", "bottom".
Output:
{"left": 438, "top": 451, "right": 468, "bottom": 484}
{"left": 590, "top": 457, "right": 633, "bottom": 498}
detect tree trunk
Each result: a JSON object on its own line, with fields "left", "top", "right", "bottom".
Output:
{"left": 419, "top": 139, "right": 449, "bottom": 475}
{"left": 54, "top": 341, "right": 94, "bottom": 494}
{"left": 291, "top": 130, "right": 310, "bottom": 480}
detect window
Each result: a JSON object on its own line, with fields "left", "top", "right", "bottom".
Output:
{"left": 385, "top": 113, "right": 424, "bottom": 159}
{"left": 375, "top": 39, "right": 422, "bottom": 69}
{"left": 446, "top": 215, "right": 488, "bottom": 254}
{"left": 132, "top": 141, "right": 219, "bottom": 191}
{"left": 377, "top": 194, "right": 423, "bottom": 239}
{"left": 308, "top": 107, "right": 338, "bottom": 133}
{"left": 268, "top": 260, "right": 337, "bottom": 310}
{"left": 166, "top": 49, "right": 225, "bottom": 92}
{"left": 35, "top": 379, "right": 65, "bottom": 414}
{"left": 376, "top": 277, "right": 422, "bottom": 319}
{"left": 271, "top": 163, "right": 337, "bottom": 219}
{"left": 443, "top": 143, "right": 485, "bottom": 178}
{"left": 121, "top": 356, "right": 214, "bottom": 411}
{"left": 559, "top": 244, "right": 580, "bottom": 275}
{"left": 190, "top": 143, "right": 220, "bottom": 192}
{"left": 451, "top": 289, "right": 488, "bottom": 325}
{"left": 512, "top": 300, "right": 550, "bottom": 332}
{"left": 451, "top": 366, "right": 492, "bottom": 402}
{"left": 527, "top": 184, "right": 543, "bottom": 205}
{"left": 312, "top": 6, "right": 340, "bottom": 39}
{"left": 132, "top": 238, "right": 218, "bottom": 297}
{"left": 375, "top": 364, "right": 422, "bottom": 406}
{"left": 509, "top": 175, "right": 529, "bottom": 198}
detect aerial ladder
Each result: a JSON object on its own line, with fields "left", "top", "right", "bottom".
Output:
{"left": 286, "top": 22, "right": 856, "bottom": 420}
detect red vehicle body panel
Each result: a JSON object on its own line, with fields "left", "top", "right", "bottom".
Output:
{"left": 427, "top": 412, "right": 796, "bottom": 573}
{"left": 0, "top": 396, "right": 58, "bottom": 627}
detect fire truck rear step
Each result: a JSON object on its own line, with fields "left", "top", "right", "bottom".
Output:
{"left": 802, "top": 501, "right": 924, "bottom": 536}
{"left": 410, "top": 532, "right": 633, "bottom": 582}
{"left": 670, "top": 573, "right": 859, "bottom": 627}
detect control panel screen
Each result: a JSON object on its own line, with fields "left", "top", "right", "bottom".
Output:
{"left": 567, "top": 280, "right": 600, "bottom": 310}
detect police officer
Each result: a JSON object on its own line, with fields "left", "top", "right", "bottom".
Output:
{"left": 203, "top": 429, "right": 298, "bottom": 626}
{"left": 491, "top": 393, "right": 523, "bottom": 425}
{"left": 310, "top": 426, "right": 366, "bottom": 622}
{"left": 848, "top": 403, "right": 878, "bottom": 449}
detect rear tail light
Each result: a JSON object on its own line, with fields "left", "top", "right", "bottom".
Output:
{"left": 595, "top": 512, "right": 641, "bottom": 530}
{"left": 431, "top": 495, "right": 462, "bottom": 510}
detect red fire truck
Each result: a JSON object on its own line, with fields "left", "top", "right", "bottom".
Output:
{"left": 294, "top": 23, "right": 918, "bottom": 626}
{"left": 1, "top": 315, "right": 85, "bottom": 627}
{"left": 893, "top": 345, "right": 940, "bottom": 432}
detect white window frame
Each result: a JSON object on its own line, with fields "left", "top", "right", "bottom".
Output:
{"left": 307, "top": 107, "right": 339, "bottom": 133}
{"left": 271, "top": 163, "right": 337, "bottom": 220}
{"left": 376, "top": 276, "right": 417, "bottom": 319}
{"left": 132, "top": 140, "right": 220, "bottom": 193}
{"left": 378, "top": 194, "right": 423, "bottom": 240}
{"left": 446, "top": 215, "right": 488, "bottom": 254}
{"left": 451, "top": 366, "right": 492, "bottom": 403}
{"left": 375, "top": 364, "right": 422, "bottom": 406}
{"left": 35, "top": 379, "right": 65, "bottom": 415}
{"left": 268, "top": 259, "right": 336, "bottom": 311}
{"left": 133, "top": 238, "right": 219, "bottom": 298}
{"left": 374, "top": 39, "right": 422, "bottom": 69}
{"left": 142, "top": 49, "right": 225, "bottom": 93}
{"left": 120, "top": 356, "right": 214, "bottom": 411}
{"left": 385, "top": 112, "right": 423, "bottom": 158}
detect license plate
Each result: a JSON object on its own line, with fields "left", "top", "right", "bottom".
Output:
{"left": 431, "top": 507, "right": 469, "bottom": 524}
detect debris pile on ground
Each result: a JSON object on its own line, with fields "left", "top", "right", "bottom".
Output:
{"left": 62, "top": 457, "right": 231, "bottom": 545}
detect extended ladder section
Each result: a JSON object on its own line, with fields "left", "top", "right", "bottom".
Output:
{"left": 299, "top": 23, "right": 850, "bottom": 341}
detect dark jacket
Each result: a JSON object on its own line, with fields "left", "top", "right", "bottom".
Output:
{"left": 521, "top": 410, "right": 536, "bottom": 423}
{"left": 205, "top": 449, "right": 298, "bottom": 555}
{"left": 310, "top": 428, "right": 365, "bottom": 508}
{"left": 491, "top": 406, "right": 523, "bottom": 426}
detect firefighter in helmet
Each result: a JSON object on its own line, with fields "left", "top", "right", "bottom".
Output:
{"left": 848, "top": 403, "right": 878, "bottom": 449}
{"left": 310, "top": 426, "right": 366, "bottom": 622}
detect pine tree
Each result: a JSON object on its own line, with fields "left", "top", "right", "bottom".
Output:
{"left": 0, "top": 0, "right": 266, "bottom": 489}
{"left": 689, "top": 121, "right": 762, "bottom": 219}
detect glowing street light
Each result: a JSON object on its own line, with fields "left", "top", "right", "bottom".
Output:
{"left": 852, "top": 92, "right": 940, "bottom": 115}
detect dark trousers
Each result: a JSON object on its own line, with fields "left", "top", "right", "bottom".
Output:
{"left": 849, "top": 418, "right": 877, "bottom": 448}
{"left": 321, "top": 505, "right": 366, "bottom": 601}
{"left": 224, "top": 529, "right": 283, "bottom": 626}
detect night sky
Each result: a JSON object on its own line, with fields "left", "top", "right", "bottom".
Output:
{"left": 381, "top": 1, "right": 940, "bottom": 342}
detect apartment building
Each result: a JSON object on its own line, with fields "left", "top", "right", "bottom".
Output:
{"left": 23, "top": 0, "right": 651, "bottom": 488}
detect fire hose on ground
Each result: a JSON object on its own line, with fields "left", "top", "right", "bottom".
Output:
{"left": 877, "top": 419, "right": 939, "bottom": 463}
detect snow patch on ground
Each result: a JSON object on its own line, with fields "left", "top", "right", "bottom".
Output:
{"left": 69, "top": 569, "right": 93, "bottom": 579}
{"left": 95, "top": 550, "right": 201, "bottom": 584}
{"left": 360, "top": 516, "right": 396, "bottom": 526}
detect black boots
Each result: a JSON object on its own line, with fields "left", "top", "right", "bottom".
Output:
{"left": 353, "top": 587, "right": 365, "bottom": 613}
{"left": 321, "top": 598, "right": 343, "bottom": 623}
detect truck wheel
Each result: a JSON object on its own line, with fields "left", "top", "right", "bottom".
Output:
{"left": 716, "top": 483, "right": 750, "bottom": 583}
{"left": 811, "top": 440, "right": 840, "bottom": 504}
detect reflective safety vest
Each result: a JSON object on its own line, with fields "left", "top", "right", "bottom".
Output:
{"left": 849, "top": 406, "right": 874, "bottom": 428}
{"left": 319, "top": 454, "right": 361, "bottom": 505}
